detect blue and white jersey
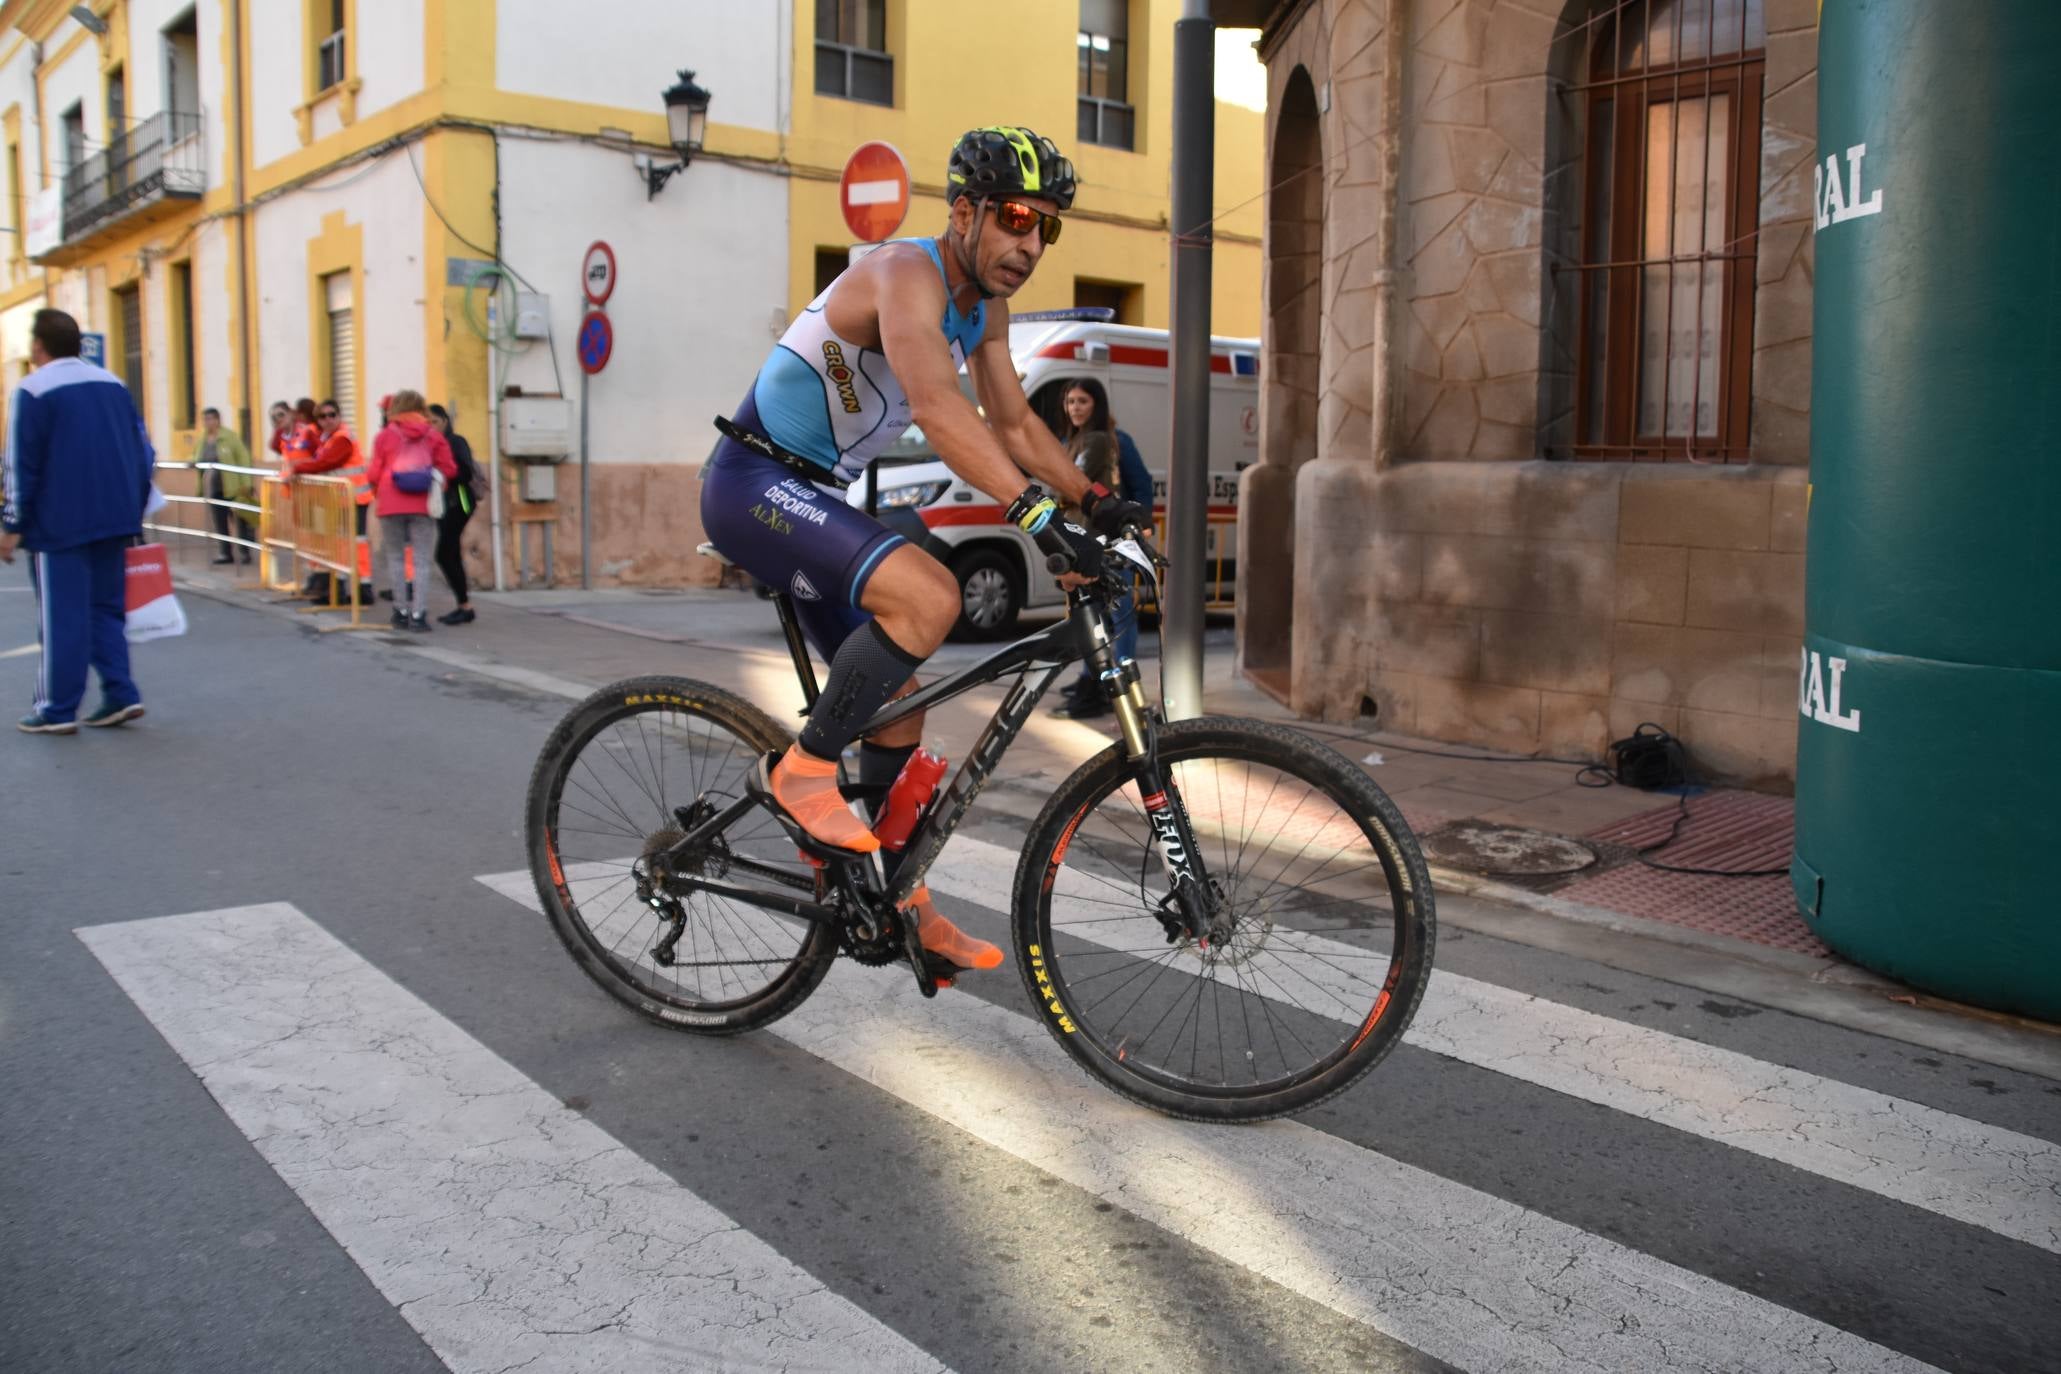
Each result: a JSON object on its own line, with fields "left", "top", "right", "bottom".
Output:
{"left": 747, "top": 237, "right": 984, "bottom": 485}
{"left": 2, "top": 356, "right": 154, "bottom": 552}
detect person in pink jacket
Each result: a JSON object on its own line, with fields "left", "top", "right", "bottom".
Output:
{"left": 364, "top": 389, "right": 458, "bottom": 632}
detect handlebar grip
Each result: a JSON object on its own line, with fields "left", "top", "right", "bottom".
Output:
{"left": 1033, "top": 523, "right": 1074, "bottom": 574}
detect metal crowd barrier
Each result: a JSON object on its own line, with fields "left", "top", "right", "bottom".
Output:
{"left": 1134, "top": 510, "right": 1238, "bottom": 614}
{"left": 145, "top": 459, "right": 372, "bottom": 631}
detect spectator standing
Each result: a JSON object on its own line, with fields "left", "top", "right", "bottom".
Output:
{"left": 265, "top": 401, "right": 293, "bottom": 460}
{"left": 427, "top": 403, "right": 480, "bottom": 625}
{"left": 0, "top": 309, "right": 154, "bottom": 734}
{"left": 1052, "top": 379, "right": 1153, "bottom": 720}
{"left": 199, "top": 406, "right": 256, "bottom": 565}
{"left": 283, "top": 398, "right": 320, "bottom": 470}
{"left": 365, "top": 390, "right": 456, "bottom": 633}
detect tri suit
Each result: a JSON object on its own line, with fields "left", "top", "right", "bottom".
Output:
{"left": 700, "top": 238, "right": 984, "bottom": 657}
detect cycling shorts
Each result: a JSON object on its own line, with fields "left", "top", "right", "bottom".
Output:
{"left": 699, "top": 439, "right": 905, "bottom": 658}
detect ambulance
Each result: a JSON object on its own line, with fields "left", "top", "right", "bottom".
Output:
{"left": 852, "top": 309, "right": 1260, "bottom": 638}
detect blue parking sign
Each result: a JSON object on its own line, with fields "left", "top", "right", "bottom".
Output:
{"left": 80, "top": 333, "right": 106, "bottom": 367}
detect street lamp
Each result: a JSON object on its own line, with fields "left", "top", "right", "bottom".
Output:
{"left": 641, "top": 70, "right": 711, "bottom": 200}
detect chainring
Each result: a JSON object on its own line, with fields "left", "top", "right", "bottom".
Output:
{"left": 839, "top": 908, "right": 908, "bottom": 966}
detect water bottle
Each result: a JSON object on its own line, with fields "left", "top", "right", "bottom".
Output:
{"left": 873, "top": 749, "right": 948, "bottom": 851}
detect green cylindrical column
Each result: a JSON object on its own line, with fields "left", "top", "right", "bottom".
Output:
{"left": 1797, "top": 0, "right": 2061, "bottom": 1018}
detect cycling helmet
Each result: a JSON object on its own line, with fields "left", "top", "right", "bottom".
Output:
{"left": 946, "top": 126, "right": 1077, "bottom": 211}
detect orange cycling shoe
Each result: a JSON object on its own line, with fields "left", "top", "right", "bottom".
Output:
{"left": 767, "top": 744, "right": 880, "bottom": 854}
{"left": 908, "top": 885, "right": 1003, "bottom": 976}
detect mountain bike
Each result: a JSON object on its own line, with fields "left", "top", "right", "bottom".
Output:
{"left": 524, "top": 522, "right": 1435, "bottom": 1122}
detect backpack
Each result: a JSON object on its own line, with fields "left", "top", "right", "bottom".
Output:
{"left": 390, "top": 429, "right": 437, "bottom": 494}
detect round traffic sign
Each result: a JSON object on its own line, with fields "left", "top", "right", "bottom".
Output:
{"left": 839, "top": 141, "right": 911, "bottom": 243}
{"left": 577, "top": 310, "right": 613, "bottom": 374}
{"left": 582, "top": 240, "right": 616, "bottom": 305}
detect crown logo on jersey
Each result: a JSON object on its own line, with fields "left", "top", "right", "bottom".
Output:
{"left": 821, "top": 341, "right": 862, "bottom": 415}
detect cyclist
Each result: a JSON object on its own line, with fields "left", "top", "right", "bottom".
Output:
{"left": 701, "top": 126, "right": 1147, "bottom": 978}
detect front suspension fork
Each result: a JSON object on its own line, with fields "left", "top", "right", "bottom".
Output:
{"left": 1086, "top": 614, "right": 1220, "bottom": 945}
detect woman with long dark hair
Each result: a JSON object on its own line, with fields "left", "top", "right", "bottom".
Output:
{"left": 428, "top": 404, "right": 481, "bottom": 624}
{"left": 1053, "top": 378, "right": 1154, "bottom": 720}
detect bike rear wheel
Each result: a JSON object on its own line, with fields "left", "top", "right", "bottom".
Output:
{"left": 526, "top": 675, "right": 836, "bottom": 1034}
{"left": 1011, "top": 718, "right": 1434, "bottom": 1121}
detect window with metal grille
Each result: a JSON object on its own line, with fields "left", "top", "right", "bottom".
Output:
{"left": 1571, "top": 0, "right": 1764, "bottom": 461}
{"left": 1078, "top": 0, "right": 1134, "bottom": 150}
{"left": 325, "top": 271, "right": 356, "bottom": 428}
{"left": 115, "top": 284, "right": 143, "bottom": 409}
{"left": 816, "top": 0, "right": 891, "bottom": 106}
{"left": 317, "top": 0, "right": 346, "bottom": 91}
{"left": 170, "top": 261, "right": 195, "bottom": 430}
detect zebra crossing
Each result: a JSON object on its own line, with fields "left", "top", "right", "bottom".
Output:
{"left": 75, "top": 854, "right": 2060, "bottom": 1373}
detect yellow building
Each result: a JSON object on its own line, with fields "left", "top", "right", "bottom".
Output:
{"left": 0, "top": 0, "right": 1264, "bottom": 587}
{"left": 786, "top": 1, "right": 1265, "bottom": 335}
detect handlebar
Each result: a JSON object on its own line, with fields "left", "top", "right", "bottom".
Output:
{"left": 1035, "top": 522, "right": 1168, "bottom": 578}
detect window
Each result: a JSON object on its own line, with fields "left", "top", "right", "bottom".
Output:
{"left": 323, "top": 271, "right": 356, "bottom": 426}
{"left": 1075, "top": 277, "right": 1141, "bottom": 325}
{"left": 317, "top": 0, "right": 347, "bottom": 92}
{"left": 103, "top": 68, "right": 128, "bottom": 196}
{"left": 6, "top": 139, "right": 22, "bottom": 263}
{"left": 61, "top": 102, "right": 85, "bottom": 173}
{"left": 816, "top": 0, "right": 891, "bottom": 106}
{"left": 164, "top": 9, "right": 201, "bottom": 121}
{"left": 1572, "top": 0, "right": 1764, "bottom": 460}
{"left": 169, "top": 261, "right": 196, "bottom": 430}
{"left": 814, "top": 247, "right": 849, "bottom": 298}
{"left": 113, "top": 283, "right": 144, "bottom": 408}
{"left": 1078, "top": 0, "right": 1134, "bottom": 150}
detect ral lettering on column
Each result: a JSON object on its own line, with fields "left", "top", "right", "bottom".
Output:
{"left": 1814, "top": 143, "right": 1885, "bottom": 232}
{"left": 1799, "top": 648, "right": 1862, "bottom": 733}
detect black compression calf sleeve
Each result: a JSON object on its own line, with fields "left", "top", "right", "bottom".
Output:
{"left": 798, "top": 621, "right": 924, "bottom": 762}
{"left": 858, "top": 741, "right": 920, "bottom": 820}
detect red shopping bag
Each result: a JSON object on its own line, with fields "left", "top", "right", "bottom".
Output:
{"left": 124, "top": 543, "right": 187, "bottom": 642}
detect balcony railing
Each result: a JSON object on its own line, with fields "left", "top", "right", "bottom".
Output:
{"left": 60, "top": 111, "right": 204, "bottom": 243}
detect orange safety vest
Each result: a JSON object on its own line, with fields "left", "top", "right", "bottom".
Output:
{"left": 328, "top": 427, "right": 372, "bottom": 506}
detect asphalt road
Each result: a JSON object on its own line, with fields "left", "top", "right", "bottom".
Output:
{"left": 2, "top": 564, "right": 2056, "bottom": 1374}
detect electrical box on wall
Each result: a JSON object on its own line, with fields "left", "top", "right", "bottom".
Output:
{"left": 520, "top": 464, "right": 556, "bottom": 503}
{"left": 500, "top": 394, "right": 572, "bottom": 457}
{"left": 513, "top": 292, "right": 551, "bottom": 340}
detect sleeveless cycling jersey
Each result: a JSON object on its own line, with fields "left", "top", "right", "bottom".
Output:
{"left": 747, "top": 238, "right": 985, "bottom": 485}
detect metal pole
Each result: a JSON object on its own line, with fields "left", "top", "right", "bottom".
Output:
{"left": 579, "top": 366, "right": 591, "bottom": 590}
{"left": 1163, "top": 1, "right": 1215, "bottom": 720}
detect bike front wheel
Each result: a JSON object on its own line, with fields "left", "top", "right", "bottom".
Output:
{"left": 1011, "top": 718, "right": 1435, "bottom": 1122}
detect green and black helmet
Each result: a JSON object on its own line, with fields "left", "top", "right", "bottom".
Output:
{"left": 946, "top": 126, "right": 1077, "bottom": 211}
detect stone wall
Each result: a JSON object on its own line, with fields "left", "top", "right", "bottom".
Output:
{"left": 477, "top": 464, "right": 724, "bottom": 590}
{"left": 1253, "top": 0, "right": 1819, "bottom": 785}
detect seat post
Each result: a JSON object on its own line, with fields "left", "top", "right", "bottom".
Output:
{"left": 770, "top": 589, "right": 821, "bottom": 711}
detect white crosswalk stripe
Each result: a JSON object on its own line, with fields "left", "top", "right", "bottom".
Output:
{"left": 78, "top": 904, "right": 950, "bottom": 1374}
{"left": 478, "top": 867, "right": 1939, "bottom": 1373}
{"left": 922, "top": 835, "right": 2061, "bottom": 1256}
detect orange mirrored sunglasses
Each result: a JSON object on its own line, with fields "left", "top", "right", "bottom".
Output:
{"left": 990, "top": 198, "right": 1064, "bottom": 245}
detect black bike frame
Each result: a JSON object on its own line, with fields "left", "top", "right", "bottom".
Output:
{"left": 667, "top": 561, "right": 1216, "bottom": 945}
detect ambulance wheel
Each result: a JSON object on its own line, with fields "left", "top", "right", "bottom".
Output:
{"left": 951, "top": 546, "right": 1023, "bottom": 640}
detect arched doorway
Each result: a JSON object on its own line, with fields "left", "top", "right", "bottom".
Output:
{"left": 1239, "top": 65, "right": 1323, "bottom": 697}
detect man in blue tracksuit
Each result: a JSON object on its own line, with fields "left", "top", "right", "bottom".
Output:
{"left": 0, "top": 309, "right": 155, "bottom": 734}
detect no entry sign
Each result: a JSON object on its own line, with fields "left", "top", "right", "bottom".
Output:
{"left": 840, "top": 141, "right": 911, "bottom": 243}
{"left": 577, "top": 310, "right": 613, "bottom": 375}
